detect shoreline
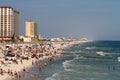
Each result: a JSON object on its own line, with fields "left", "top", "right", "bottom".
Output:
{"left": 0, "top": 40, "right": 88, "bottom": 80}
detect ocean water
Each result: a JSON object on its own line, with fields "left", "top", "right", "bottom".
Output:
{"left": 21, "top": 41, "right": 120, "bottom": 80}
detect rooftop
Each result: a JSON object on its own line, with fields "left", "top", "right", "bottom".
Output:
{"left": 0, "top": 6, "right": 13, "bottom": 9}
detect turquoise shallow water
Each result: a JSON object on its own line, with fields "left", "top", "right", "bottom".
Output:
{"left": 20, "top": 41, "right": 120, "bottom": 80}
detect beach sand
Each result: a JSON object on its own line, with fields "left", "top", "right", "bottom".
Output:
{"left": 0, "top": 40, "right": 87, "bottom": 80}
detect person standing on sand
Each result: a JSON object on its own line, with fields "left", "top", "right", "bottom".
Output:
{"left": 17, "top": 71, "right": 21, "bottom": 79}
{"left": 20, "top": 59, "right": 22, "bottom": 64}
{"left": 14, "top": 70, "right": 18, "bottom": 77}
{"left": 39, "top": 63, "right": 42, "bottom": 72}
{"left": 23, "top": 66, "right": 26, "bottom": 72}
{"left": 32, "top": 60, "right": 34, "bottom": 65}
{"left": 0, "top": 68, "right": 3, "bottom": 75}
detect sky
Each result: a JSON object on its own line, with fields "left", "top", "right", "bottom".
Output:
{"left": 0, "top": 0, "right": 120, "bottom": 40}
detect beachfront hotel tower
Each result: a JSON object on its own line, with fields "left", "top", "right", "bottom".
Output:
{"left": 25, "top": 21, "right": 37, "bottom": 38}
{"left": 0, "top": 6, "right": 19, "bottom": 40}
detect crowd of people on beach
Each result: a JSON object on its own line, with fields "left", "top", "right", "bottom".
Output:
{"left": 0, "top": 43, "right": 64, "bottom": 80}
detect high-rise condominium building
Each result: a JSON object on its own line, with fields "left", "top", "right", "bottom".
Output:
{"left": 0, "top": 6, "right": 19, "bottom": 40}
{"left": 25, "top": 21, "right": 37, "bottom": 38}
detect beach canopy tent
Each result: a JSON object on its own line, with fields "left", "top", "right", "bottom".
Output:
{"left": 5, "top": 53, "right": 15, "bottom": 57}
{"left": 46, "top": 43, "right": 52, "bottom": 46}
{"left": 5, "top": 53, "right": 16, "bottom": 61}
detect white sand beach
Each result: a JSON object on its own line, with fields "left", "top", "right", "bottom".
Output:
{"left": 0, "top": 40, "right": 87, "bottom": 80}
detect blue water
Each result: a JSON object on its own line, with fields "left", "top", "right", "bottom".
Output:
{"left": 21, "top": 41, "right": 120, "bottom": 80}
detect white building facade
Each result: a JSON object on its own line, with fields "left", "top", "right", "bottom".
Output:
{"left": 0, "top": 6, "right": 19, "bottom": 40}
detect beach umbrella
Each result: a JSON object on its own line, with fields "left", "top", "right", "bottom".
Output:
{"left": 0, "top": 53, "right": 4, "bottom": 58}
